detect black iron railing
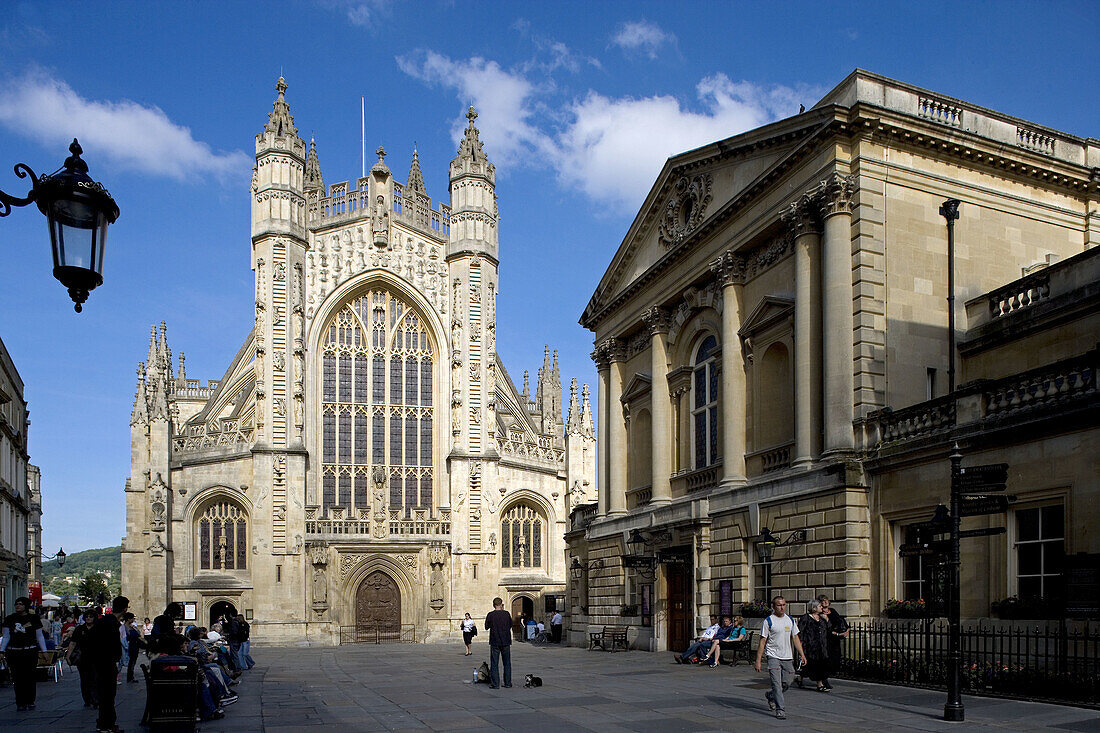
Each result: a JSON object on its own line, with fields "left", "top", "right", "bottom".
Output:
{"left": 840, "top": 619, "right": 1100, "bottom": 706}
{"left": 339, "top": 624, "right": 418, "bottom": 645}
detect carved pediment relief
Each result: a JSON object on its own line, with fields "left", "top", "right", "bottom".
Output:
{"left": 620, "top": 373, "right": 652, "bottom": 406}
{"left": 738, "top": 295, "right": 794, "bottom": 345}
{"left": 658, "top": 173, "right": 713, "bottom": 249}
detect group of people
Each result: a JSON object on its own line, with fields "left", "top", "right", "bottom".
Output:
{"left": 752, "top": 594, "right": 849, "bottom": 720}
{"left": 2, "top": 597, "right": 257, "bottom": 732}
{"left": 673, "top": 614, "right": 748, "bottom": 667}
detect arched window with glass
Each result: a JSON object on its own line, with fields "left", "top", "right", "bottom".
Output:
{"left": 196, "top": 501, "right": 248, "bottom": 571}
{"left": 692, "top": 334, "right": 720, "bottom": 469}
{"left": 500, "top": 503, "right": 544, "bottom": 570}
{"left": 320, "top": 289, "right": 435, "bottom": 516}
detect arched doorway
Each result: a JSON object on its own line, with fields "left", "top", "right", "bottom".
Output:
{"left": 356, "top": 571, "right": 401, "bottom": 641}
{"left": 511, "top": 595, "right": 534, "bottom": 640}
{"left": 209, "top": 600, "right": 237, "bottom": 627}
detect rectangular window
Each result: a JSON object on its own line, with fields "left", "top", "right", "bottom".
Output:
{"left": 323, "top": 354, "right": 336, "bottom": 400}
{"left": 420, "top": 417, "right": 432, "bottom": 467}
{"left": 236, "top": 519, "right": 247, "bottom": 570}
{"left": 390, "top": 414, "right": 402, "bottom": 465}
{"left": 754, "top": 561, "right": 772, "bottom": 604}
{"left": 405, "top": 418, "right": 417, "bottom": 466}
{"left": 212, "top": 522, "right": 223, "bottom": 570}
{"left": 354, "top": 356, "right": 369, "bottom": 403}
{"left": 338, "top": 354, "right": 352, "bottom": 402}
{"left": 406, "top": 358, "right": 418, "bottom": 405}
{"left": 1016, "top": 504, "right": 1065, "bottom": 601}
{"left": 501, "top": 522, "right": 512, "bottom": 567}
{"left": 897, "top": 522, "right": 947, "bottom": 614}
{"left": 338, "top": 413, "right": 352, "bottom": 463}
{"left": 223, "top": 522, "right": 235, "bottom": 569}
{"left": 694, "top": 412, "right": 706, "bottom": 469}
{"left": 390, "top": 357, "right": 403, "bottom": 404}
{"left": 372, "top": 413, "right": 385, "bottom": 464}
{"left": 389, "top": 474, "right": 402, "bottom": 508}
{"left": 926, "top": 368, "right": 937, "bottom": 400}
{"left": 339, "top": 473, "right": 352, "bottom": 507}
{"left": 199, "top": 520, "right": 210, "bottom": 570}
{"left": 420, "top": 359, "right": 432, "bottom": 406}
{"left": 420, "top": 475, "right": 432, "bottom": 509}
{"left": 322, "top": 411, "right": 336, "bottom": 463}
{"left": 694, "top": 368, "right": 706, "bottom": 409}
{"left": 372, "top": 356, "right": 385, "bottom": 402}
{"left": 276, "top": 565, "right": 282, "bottom": 583}
{"left": 405, "top": 473, "right": 417, "bottom": 508}
{"left": 354, "top": 474, "right": 369, "bottom": 509}
{"left": 354, "top": 413, "right": 368, "bottom": 464}
{"left": 323, "top": 473, "right": 336, "bottom": 510}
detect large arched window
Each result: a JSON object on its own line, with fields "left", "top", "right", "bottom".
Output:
{"left": 320, "top": 289, "right": 434, "bottom": 515}
{"left": 692, "top": 335, "right": 720, "bottom": 469}
{"left": 197, "top": 501, "right": 248, "bottom": 571}
{"left": 500, "top": 503, "right": 544, "bottom": 569}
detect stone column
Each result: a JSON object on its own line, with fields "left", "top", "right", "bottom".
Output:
{"left": 785, "top": 196, "right": 823, "bottom": 468}
{"left": 642, "top": 307, "right": 672, "bottom": 505}
{"left": 607, "top": 340, "right": 628, "bottom": 516}
{"left": 591, "top": 343, "right": 612, "bottom": 517}
{"left": 820, "top": 173, "right": 856, "bottom": 454}
{"left": 709, "top": 252, "right": 747, "bottom": 487}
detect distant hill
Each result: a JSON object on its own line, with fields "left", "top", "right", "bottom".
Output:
{"left": 42, "top": 545, "right": 121, "bottom": 598}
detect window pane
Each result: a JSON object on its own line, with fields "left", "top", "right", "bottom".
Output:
{"left": 405, "top": 473, "right": 416, "bottom": 508}
{"left": 339, "top": 473, "right": 352, "bottom": 507}
{"left": 420, "top": 475, "right": 432, "bottom": 509}
{"left": 338, "top": 413, "right": 352, "bottom": 463}
{"left": 420, "top": 416, "right": 432, "bottom": 467}
{"left": 501, "top": 522, "right": 511, "bottom": 567}
{"left": 236, "top": 519, "right": 247, "bottom": 570}
{"left": 354, "top": 413, "right": 368, "bottom": 464}
{"left": 694, "top": 412, "right": 706, "bottom": 469}
{"left": 372, "top": 356, "right": 385, "bottom": 403}
{"left": 223, "top": 522, "right": 235, "bottom": 570}
{"left": 390, "top": 357, "right": 403, "bottom": 404}
{"left": 708, "top": 363, "right": 718, "bottom": 404}
{"left": 354, "top": 474, "right": 369, "bottom": 509}
{"left": 390, "top": 414, "right": 402, "bottom": 465}
{"left": 1018, "top": 576, "right": 1042, "bottom": 599}
{"left": 1041, "top": 506, "right": 1064, "bottom": 540}
{"left": 694, "top": 368, "right": 706, "bottom": 409}
{"left": 533, "top": 519, "right": 542, "bottom": 567}
{"left": 199, "top": 519, "right": 210, "bottom": 570}
{"left": 1018, "top": 543, "right": 1042, "bottom": 576}
{"left": 338, "top": 354, "right": 352, "bottom": 402}
{"left": 389, "top": 473, "right": 402, "bottom": 508}
{"left": 421, "top": 358, "right": 432, "bottom": 406}
{"left": 323, "top": 354, "right": 336, "bottom": 400}
{"left": 696, "top": 336, "right": 716, "bottom": 364}
{"left": 1044, "top": 542, "right": 1065, "bottom": 575}
{"left": 406, "top": 357, "right": 418, "bottom": 406}
{"left": 354, "top": 356, "right": 368, "bottom": 403}
{"left": 405, "top": 418, "right": 417, "bottom": 466}
{"left": 1017, "top": 508, "right": 1040, "bottom": 542}
{"left": 212, "top": 522, "right": 222, "bottom": 569}
{"left": 323, "top": 411, "right": 336, "bottom": 462}
{"left": 372, "top": 413, "right": 385, "bottom": 463}
{"left": 323, "top": 473, "right": 336, "bottom": 510}
{"left": 709, "top": 406, "right": 718, "bottom": 464}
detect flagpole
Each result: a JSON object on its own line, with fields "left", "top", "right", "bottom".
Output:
{"left": 361, "top": 97, "right": 366, "bottom": 179}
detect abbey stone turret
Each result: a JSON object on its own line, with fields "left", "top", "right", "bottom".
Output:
{"left": 122, "top": 79, "right": 595, "bottom": 643}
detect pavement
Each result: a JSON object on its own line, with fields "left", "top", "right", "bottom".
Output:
{"left": 3, "top": 642, "right": 1100, "bottom": 732}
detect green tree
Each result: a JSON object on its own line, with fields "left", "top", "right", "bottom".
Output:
{"left": 76, "top": 572, "right": 109, "bottom": 605}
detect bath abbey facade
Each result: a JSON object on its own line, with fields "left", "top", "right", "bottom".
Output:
{"left": 122, "top": 79, "right": 595, "bottom": 644}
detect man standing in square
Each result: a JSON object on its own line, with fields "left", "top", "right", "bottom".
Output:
{"left": 88, "top": 596, "right": 129, "bottom": 733}
{"left": 550, "top": 609, "right": 563, "bottom": 644}
{"left": 484, "top": 597, "right": 512, "bottom": 689}
{"left": 754, "top": 596, "right": 807, "bottom": 720}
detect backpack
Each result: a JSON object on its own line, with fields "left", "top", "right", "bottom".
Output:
{"left": 476, "top": 661, "right": 491, "bottom": 683}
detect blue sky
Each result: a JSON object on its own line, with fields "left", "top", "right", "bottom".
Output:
{"left": 0, "top": 0, "right": 1095, "bottom": 554}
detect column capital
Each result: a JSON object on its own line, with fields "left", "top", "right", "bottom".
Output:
{"left": 817, "top": 172, "right": 856, "bottom": 218}
{"left": 591, "top": 338, "right": 626, "bottom": 368}
{"left": 641, "top": 306, "right": 672, "bottom": 335}
{"left": 782, "top": 193, "right": 822, "bottom": 237}
{"left": 709, "top": 250, "right": 747, "bottom": 287}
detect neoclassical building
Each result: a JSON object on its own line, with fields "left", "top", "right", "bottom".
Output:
{"left": 122, "top": 79, "right": 595, "bottom": 643}
{"left": 569, "top": 70, "right": 1098, "bottom": 651}
{"left": 0, "top": 335, "right": 34, "bottom": 613}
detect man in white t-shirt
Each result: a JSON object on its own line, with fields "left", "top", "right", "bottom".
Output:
{"left": 550, "top": 611, "right": 563, "bottom": 643}
{"left": 754, "top": 596, "right": 807, "bottom": 720}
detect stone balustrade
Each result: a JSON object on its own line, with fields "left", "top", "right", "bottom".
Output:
{"left": 495, "top": 435, "right": 564, "bottom": 466}
{"left": 867, "top": 395, "right": 957, "bottom": 447}
{"left": 306, "top": 507, "right": 451, "bottom": 537}
{"left": 569, "top": 502, "right": 597, "bottom": 532}
{"left": 671, "top": 463, "right": 721, "bottom": 496}
{"left": 983, "top": 349, "right": 1097, "bottom": 418}
{"left": 172, "top": 379, "right": 220, "bottom": 399}
{"left": 747, "top": 441, "right": 794, "bottom": 475}
{"left": 626, "top": 485, "right": 652, "bottom": 510}
{"left": 172, "top": 418, "right": 253, "bottom": 454}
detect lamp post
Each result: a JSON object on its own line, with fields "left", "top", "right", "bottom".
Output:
{"left": 0, "top": 139, "right": 120, "bottom": 312}
{"left": 939, "top": 199, "right": 961, "bottom": 394}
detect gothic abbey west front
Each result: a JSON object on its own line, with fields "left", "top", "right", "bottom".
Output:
{"left": 122, "top": 79, "right": 595, "bottom": 644}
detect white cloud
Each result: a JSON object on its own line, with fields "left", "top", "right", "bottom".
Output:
{"left": 0, "top": 70, "right": 249, "bottom": 183}
{"left": 318, "top": 0, "right": 392, "bottom": 28}
{"left": 398, "top": 50, "right": 812, "bottom": 214}
{"left": 611, "top": 20, "right": 674, "bottom": 59}
{"left": 396, "top": 51, "right": 549, "bottom": 166}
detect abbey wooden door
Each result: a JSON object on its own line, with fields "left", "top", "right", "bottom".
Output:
{"left": 356, "top": 571, "right": 401, "bottom": 640}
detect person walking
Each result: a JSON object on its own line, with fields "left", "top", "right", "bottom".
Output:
{"left": 819, "top": 594, "right": 848, "bottom": 689}
{"left": 122, "top": 614, "right": 145, "bottom": 683}
{"left": 1, "top": 596, "right": 48, "bottom": 711}
{"left": 67, "top": 610, "right": 99, "bottom": 708}
{"left": 484, "top": 597, "right": 513, "bottom": 689}
{"left": 87, "top": 595, "right": 129, "bottom": 733}
{"left": 237, "top": 614, "right": 255, "bottom": 670}
{"left": 460, "top": 612, "right": 477, "bottom": 655}
{"left": 223, "top": 612, "right": 243, "bottom": 675}
{"left": 795, "top": 599, "right": 831, "bottom": 691}
{"left": 550, "top": 609, "right": 563, "bottom": 643}
{"left": 754, "top": 596, "right": 807, "bottom": 720}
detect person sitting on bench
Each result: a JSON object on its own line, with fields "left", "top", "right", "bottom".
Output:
{"left": 674, "top": 615, "right": 720, "bottom": 664}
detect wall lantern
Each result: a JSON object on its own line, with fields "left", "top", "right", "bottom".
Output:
{"left": 0, "top": 139, "right": 120, "bottom": 312}
{"left": 755, "top": 527, "right": 807, "bottom": 562}
{"left": 570, "top": 556, "right": 604, "bottom": 580}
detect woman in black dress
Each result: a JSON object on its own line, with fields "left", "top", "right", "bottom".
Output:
{"left": 795, "top": 599, "right": 831, "bottom": 691}
{"left": 819, "top": 594, "right": 849, "bottom": 690}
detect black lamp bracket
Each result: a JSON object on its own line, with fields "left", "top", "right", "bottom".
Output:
{"left": 0, "top": 163, "right": 41, "bottom": 217}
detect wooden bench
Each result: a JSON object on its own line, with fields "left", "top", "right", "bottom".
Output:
{"left": 718, "top": 631, "right": 755, "bottom": 666}
{"left": 588, "top": 625, "right": 629, "bottom": 652}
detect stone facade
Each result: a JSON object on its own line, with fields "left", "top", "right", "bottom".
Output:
{"left": 122, "top": 80, "right": 595, "bottom": 644}
{"left": 0, "top": 335, "right": 33, "bottom": 613}
{"left": 569, "top": 69, "right": 1099, "bottom": 651}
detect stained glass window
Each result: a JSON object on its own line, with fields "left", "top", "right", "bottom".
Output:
{"left": 196, "top": 501, "right": 247, "bottom": 571}
{"left": 500, "top": 503, "right": 544, "bottom": 569}
{"left": 321, "top": 289, "right": 435, "bottom": 515}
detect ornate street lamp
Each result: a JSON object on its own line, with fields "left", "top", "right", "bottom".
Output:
{"left": 0, "top": 139, "right": 120, "bottom": 312}
{"left": 755, "top": 527, "right": 807, "bottom": 562}
{"left": 570, "top": 557, "right": 604, "bottom": 580}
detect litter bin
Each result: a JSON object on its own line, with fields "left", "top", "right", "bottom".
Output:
{"left": 141, "top": 657, "right": 199, "bottom": 732}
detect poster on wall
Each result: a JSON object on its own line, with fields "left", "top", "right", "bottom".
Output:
{"left": 641, "top": 584, "right": 653, "bottom": 627}
{"left": 719, "top": 580, "right": 732, "bottom": 616}
{"left": 183, "top": 602, "right": 197, "bottom": 621}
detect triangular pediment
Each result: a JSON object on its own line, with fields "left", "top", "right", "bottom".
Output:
{"left": 582, "top": 110, "right": 833, "bottom": 330}
{"left": 738, "top": 296, "right": 794, "bottom": 339}
{"left": 620, "top": 373, "right": 652, "bottom": 404}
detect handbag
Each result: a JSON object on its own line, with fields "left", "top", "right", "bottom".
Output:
{"left": 68, "top": 646, "right": 82, "bottom": 666}
{"left": 471, "top": 625, "right": 477, "bottom": 636}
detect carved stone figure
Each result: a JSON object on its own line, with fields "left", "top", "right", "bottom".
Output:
{"left": 312, "top": 567, "right": 327, "bottom": 604}
{"left": 372, "top": 195, "right": 389, "bottom": 248}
